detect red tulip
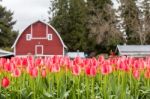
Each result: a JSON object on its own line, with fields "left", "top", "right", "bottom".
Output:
{"left": 35, "top": 58, "right": 42, "bottom": 66}
{"left": 41, "top": 69, "right": 47, "bottom": 78}
{"left": 4, "top": 62, "right": 13, "bottom": 72}
{"left": 16, "top": 58, "right": 22, "bottom": 66}
{"left": 83, "top": 59, "right": 90, "bottom": 66}
{"left": 85, "top": 66, "right": 96, "bottom": 77}
{"left": 52, "top": 55, "right": 60, "bottom": 64}
{"left": 28, "top": 55, "right": 34, "bottom": 61}
{"left": 22, "top": 58, "right": 28, "bottom": 66}
{"left": 1, "top": 77, "right": 10, "bottom": 88}
{"left": 85, "top": 66, "right": 91, "bottom": 76}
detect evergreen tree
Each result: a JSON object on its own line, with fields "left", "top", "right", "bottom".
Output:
{"left": 49, "top": 0, "right": 89, "bottom": 52}
{"left": 119, "top": 0, "right": 141, "bottom": 44}
{"left": 142, "top": 0, "right": 150, "bottom": 44}
{"left": 0, "top": 5, "right": 17, "bottom": 48}
{"left": 49, "top": 0, "right": 69, "bottom": 35}
{"left": 87, "top": 0, "right": 123, "bottom": 53}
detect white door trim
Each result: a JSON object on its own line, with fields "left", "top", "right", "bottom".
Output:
{"left": 35, "top": 45, "right": 43, "bottom": 55}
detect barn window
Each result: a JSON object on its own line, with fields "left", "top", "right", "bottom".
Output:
{"left": 26, "top": 34, "right": 31, "bottom": 41}
{"left": 47, "top": 34, "right": 52, "bottom": 40}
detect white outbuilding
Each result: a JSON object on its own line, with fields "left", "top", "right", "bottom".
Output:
{"left": 117, "top": 45, "right": 150, "bottom": 57}
{"left": 0, "top": 49, "right": 14, "bottom": 57}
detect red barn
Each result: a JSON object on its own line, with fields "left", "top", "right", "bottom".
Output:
{"left": 12, "top": 20, "right": 67, "bottom": 56}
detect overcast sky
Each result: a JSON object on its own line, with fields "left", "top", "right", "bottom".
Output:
{"left": 0, "top": 0, "right": 118, "bottom": 32}
{"left": 0, "top": 0, "right": 51, "bottom": 32}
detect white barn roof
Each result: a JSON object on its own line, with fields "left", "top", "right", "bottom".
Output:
{"left": 117, "top": 45, "right": 150, "bottom": 57}
{"left": 11, "top": 20, "right": 67, "bottom": 49}
{"left": 0, "top": 49, "right": 14, "bottom": 57}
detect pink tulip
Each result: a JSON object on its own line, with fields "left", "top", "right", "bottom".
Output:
{"left": 74, "top": 57, "right": 82, "bottom": 65}
{"left": 101, "top": 64, "right": 112, "bottom": 75}
{"left": 83, "top": 59, "right": 90, "bottom": 66}
{"left": 92, "top": 57, "right": 98, "bottom": 67}
{"left": 133, "top": 61, "right": 139, "bottom": 69}
{"left": 12, "top": 68, "right": 21, "bottom": 77}
{"left": 0, "top": 58, "right": 6, "bottom": 67}
{"left": 72, "top": 65, "right": 81, "bottom": 76}
{"left": 98, "top": 55, "right": 104, "bottom": 63}
{"left": 123, "top": 64, "right": 130, "bottom": 72}
{"left": 119, "top": 62, "right": 130, "bottom": 72}
{"left": 144, "top": 69, "right": 150, "bottom": 79}
{"left": 30, "top": 68, "right": 38, "bottom": 78}
{"left": 41, "top": 69, "right": 47, "bottom": 78}
{"left": 132, "top": 69, "right": 140, "bottom": 79}
{"left": 51, "top": 64, "right": 60, "bottom": 73}
{"left": 90, "top": 67, "right": 97, "bottom": 76}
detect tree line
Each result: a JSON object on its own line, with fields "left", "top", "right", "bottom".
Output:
{"left": 0, "top": 4, "right": 18, "bottom": 51}
{"left": 48, "top": 0, "right": 150, "bottom": 56}
{"left": 0, "top": 0, "right": 150, "bottom": 56}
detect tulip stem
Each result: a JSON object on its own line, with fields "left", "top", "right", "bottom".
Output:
{"left": 57, "top": 72, "right": 60, "bottom": 98}
{"left": 78, "top": 76, "right": 79, "bottom": 99}
{"left": 92, "top": 77, "right": 95, "bottom": 99}
{"left": 99, "top": 74, "right": 102, "bottom": 98}
{"left": 34, "top": 78, "right": 36, "bottom": 99}
{"left": 148, "top": 79, "right": 150, "bottom": 87}
{"left": 103, "top": 75, "right": 107, "bottom": 99}
{"left": 86, "top": 76, "right": 89, "bottom": 99}
{"left": 121, "top": 72, "right": 125, "bottom": 99}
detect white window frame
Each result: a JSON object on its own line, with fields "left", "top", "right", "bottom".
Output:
{"left": 35, "top": 45, "right": 43, "bottom": 55}
{"left": 47, "top": 34, "right": 52, "bottom": 40}
{"left": 26, "top": 34, "right": 32, "bottom": 41}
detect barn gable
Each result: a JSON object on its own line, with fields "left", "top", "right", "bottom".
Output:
{"left": 12, "top": 20, "right": 67, "bottom": 56}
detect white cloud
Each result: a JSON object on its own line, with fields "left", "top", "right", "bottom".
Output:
{"left": 0, "top": 0, "right": 51, "bottom": 32}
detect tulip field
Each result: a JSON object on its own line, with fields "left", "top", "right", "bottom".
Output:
{"left": 1, "top": 56, "right": 150, "bottom": 99}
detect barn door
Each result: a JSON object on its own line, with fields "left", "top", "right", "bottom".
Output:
{"left": 35, "top": 45, "right": 43, "bottom": 55}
